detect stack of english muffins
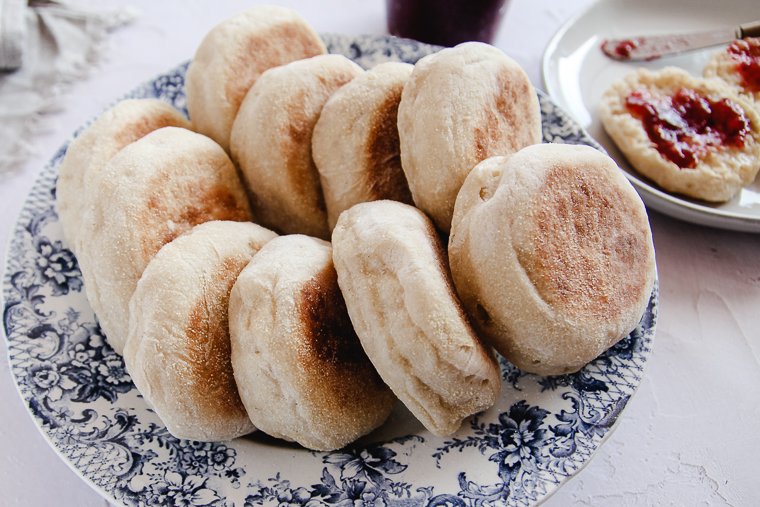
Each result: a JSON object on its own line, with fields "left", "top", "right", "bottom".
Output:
{"left": 57, "top": 6, "right": 656, "bottom": 450}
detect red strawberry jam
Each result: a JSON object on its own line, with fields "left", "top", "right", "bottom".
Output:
{"left": 602, "top": 38, "right": 641, "bottom": 59}
{"left": 727, "top": 37, "right": 760, "bottom": 92}
{"left": 624, "top": 88, "right": 750, "bottom": 169}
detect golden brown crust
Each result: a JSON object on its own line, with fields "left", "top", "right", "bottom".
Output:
{"left": 185, "top": 257, "right": 249, "bottom": 420}
{"left": 76, "top": 127, "right": 252, "bottom": 355}
{"left": 57, "top": 99, "right": 190, "bottom": 254}
{"left": 186, "top": 6, "right": 326, "bottom": 150}
{"left": 228, "top": 234, "right": 394, "bottom": 450}
{"left": 397, "top": 42, "right": 542, "bottom": 233}
{"left": 281, "top": 87, "right": 328, "bottom": 215}
{"left": 331, "top": 200, "right": 501, "bottom": 436}
{"left": 449, "top": 144, "right": 656, "bottom": 376}
{"left": 297, "top": 264, "right": 391, "bottom": 416}
{"left": 140, "top": 170, "right": 251, "bottom": 259}
{"left": 365, "top": 92, "right": 414, "bottom": 203}
{"left": 517, "top": 164, "right": 650, "bottom": 322}
{"left": 224, "top": 23, "right": 325, "bottom": 121}
{"left": 112, "top": 110, "right": 185, "bottom": 147}
{"left": 230, "top": 55, "right": 362, "bottom": 239}
{"left": 473, "top": 68, "right": 534, "bottom": 159}
{"left": 124, "top": 221, "right": 278, "bottom": 442}
{"left": 298, "top": 265, "right": 365, "bottom": 368}
{"left": 312, "top": 61, "right": 414, "bottom": 231}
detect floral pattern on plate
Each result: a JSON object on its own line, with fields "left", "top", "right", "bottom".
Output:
{"left": 2, "top": 34, "right": 657, "bottom": 507}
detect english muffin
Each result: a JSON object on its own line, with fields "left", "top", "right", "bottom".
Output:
{"left": 77, "top": 127, "right": 252, "bottom": 354}
{"left": 229, "top": 234, "right": 395, "bottom": 450}
{"left": 448, "top": 144, "right": 656, "bottom": 376}
{"left": 704, "top": 37, "right": 760, "bottom": 103}
{"left": 600, "top": 67, "right": 760, "bottom": 202}
{"left": 124, "top": 221, "right": 277, "bottom": 441}
{"left": 231, "top": 54, "right": 363, "bottom": 239}
{"left": 56, "top": 99, "right": 190, "bottom": 253}
{"left": 332, "top": 200, "right": 501, "bottom": 437}
{"left": 397, "top": 42, "right": 542, "bottom": 233}
{"left": 186, "top": 6, "right": 326, "bottom": 151}
{"left": 312, "top": 61, "right": 414, "bottom": 230}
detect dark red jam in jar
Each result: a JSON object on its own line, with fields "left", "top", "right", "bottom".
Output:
{"left": 727, "top": 37, "right": 760, "bottom": 92}
{"left": 624, "top": 88, "right": 750, "bottom": 169}
{"left": 386, "top": 0, "right": 508, "bottom": 47}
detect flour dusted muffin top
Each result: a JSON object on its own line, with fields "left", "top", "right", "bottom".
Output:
{"left": 229, "top": 235, "right": 395, "bottom": 451}
{"left": 313, "top": 61, "right": 414, "bottom": 231}
{"left": 124, "top": 221, "right": 277, "bottom": 442}
{"left": 57, "top": 99, "right": 190, "bottom": 254}
{"left": 76, "top": 127, "right": 252, "bottom": 354}
{"left": 186, "top": 5, "right": 326, "bottom": 151}
{"left": 449, "top": 144, "right": 656, "bottom": 376}
{"left": 230, "top": 54, "right": 363, "bottom": 239}
{"left": 397, "top": 41, "right": 541, "bottom": 233}
{"left": 332, "top": 200, "right": 501, "bottom": 436}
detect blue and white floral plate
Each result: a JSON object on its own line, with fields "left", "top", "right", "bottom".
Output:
{"left": 2, "top": 34, "right": 657, "bottom": 507}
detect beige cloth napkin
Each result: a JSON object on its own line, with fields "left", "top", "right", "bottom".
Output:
{"left": 0, "top": 1, "right": 135, "bottom": 173}
{"left": 0, "top": 0, "right": 26, "bottom": 70}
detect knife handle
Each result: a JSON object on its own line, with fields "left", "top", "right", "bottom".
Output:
{"left": 739, "top": 20, "right": 760, "bottom": 39}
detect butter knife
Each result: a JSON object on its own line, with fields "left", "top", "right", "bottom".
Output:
{"left": 601, "top": 20, "right": 760, "bottom": 61}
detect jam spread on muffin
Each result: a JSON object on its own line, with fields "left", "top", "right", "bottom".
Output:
{"left": 625, "top": 88, "right": 750, "bottom": 169}
{"left": 727, "top": 37, "right": 760, "bottom": 93}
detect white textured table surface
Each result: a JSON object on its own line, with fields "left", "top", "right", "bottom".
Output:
{"left": 2, "top": 1, "right": 759, "bottom": 506}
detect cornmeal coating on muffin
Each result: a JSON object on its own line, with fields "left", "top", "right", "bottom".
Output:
{"left": 231, "top": 54, "right": 362, "bottom": 239}
{"left": 57, "top": 99, "right": 189, "bottom": 253}
{"left": 77, "top": 127, "right": 252, "bottom": 354}
{"left": 313, "top": 61, "right": 414, "bottom": 231}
